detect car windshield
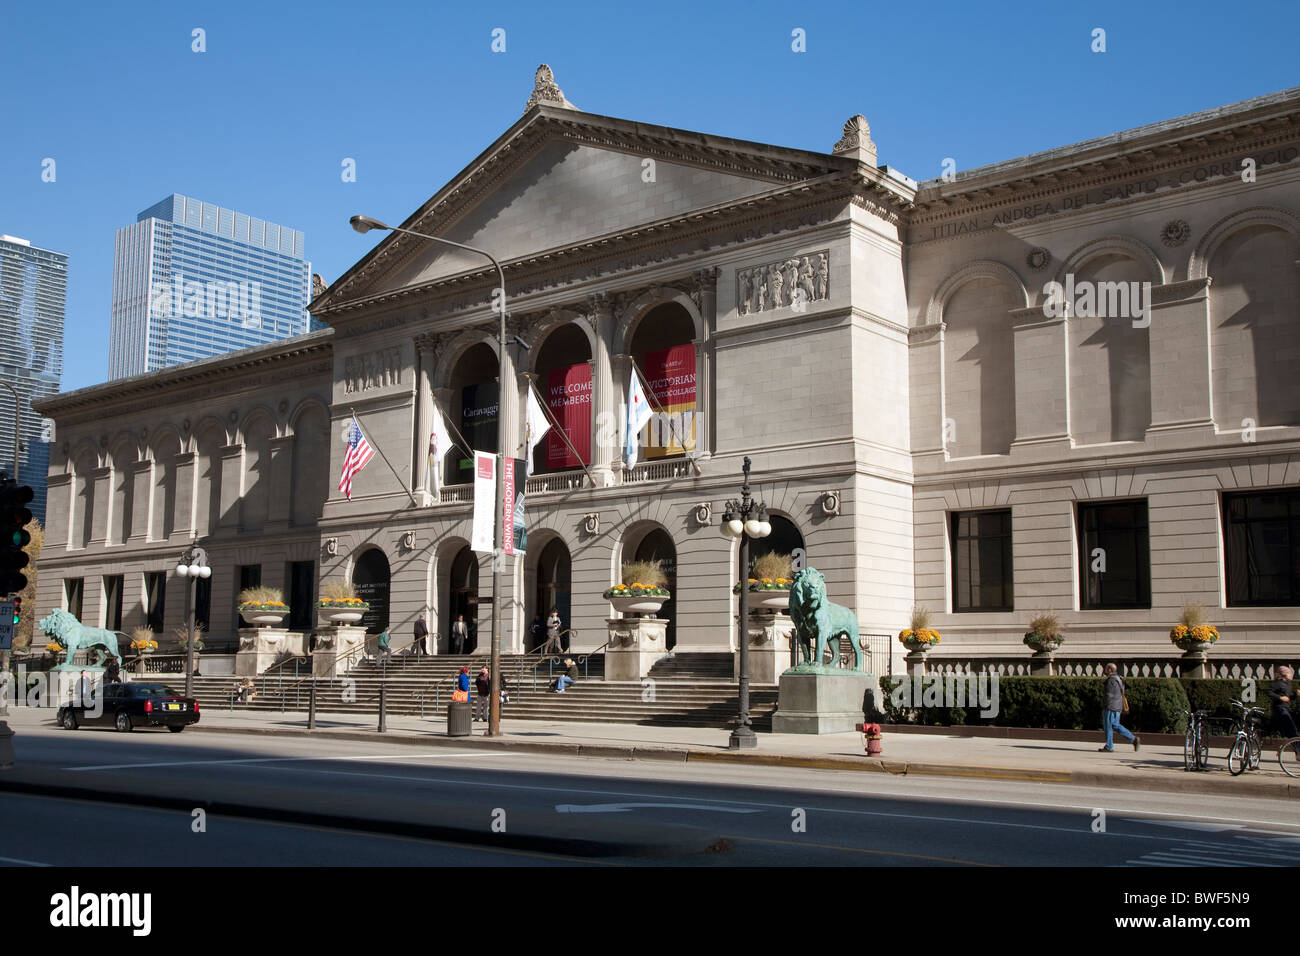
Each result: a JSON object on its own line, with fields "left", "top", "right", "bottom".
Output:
{"left": 132, "top": 685, "right": 182, "bottom": 697}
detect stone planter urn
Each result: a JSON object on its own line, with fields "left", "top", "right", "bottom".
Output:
{"left": 608, "top": 594, "right": 669, "bottom": 617}
{"left": 1024, "top": 633, "right": 1064, "bottom": 654}
{"left": 317, "top": 604, "right": 368, "bottom": 625}
{"left": 754, "top": 590, "right": 790, "bottom": 612}
{"left": 241, "top": 607, "right": 289, "bottom": 628}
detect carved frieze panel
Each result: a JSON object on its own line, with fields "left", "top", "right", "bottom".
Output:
{"left": 343, "top": 346, "right": 404, "bottom": 394}
{"left": 737, "top": 250, "right": 829, "bottom": 315}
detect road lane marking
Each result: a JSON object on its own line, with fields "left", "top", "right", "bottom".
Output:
{"left": 63, "top": 751, "right": 518, "bottom": 771}
{"left": 245, "top": 764, "right": 1257, "bottom": 847}
{"left": 722, "top": 834, "right": 998, "bottom": 866}
{"left": 555, "top": 802, "right": 760, "bottom": 814}
{"left": 0, "top": 855, "right": 51, "bottom": 867}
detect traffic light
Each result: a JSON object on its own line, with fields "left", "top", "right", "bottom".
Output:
{"left": 11, "top": 596, "right": 19, "bottom": 626}
{"left": 0, "top": 477, "right": 34, "bottom": 596}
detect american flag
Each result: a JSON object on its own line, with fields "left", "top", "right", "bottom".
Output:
{"left": 338, "top": 415, "right": 374, "bottom": 500}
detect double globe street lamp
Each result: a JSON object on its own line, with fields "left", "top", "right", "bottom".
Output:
{"left": 720, "top": 456, "right": 771, "bottom": 750}
{"left": 175, "top": 545, "right": 211, "bottom": 697}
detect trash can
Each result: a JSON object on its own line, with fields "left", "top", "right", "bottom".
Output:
{"left": 447, "top": 700, "right": 472, "bottom": 737}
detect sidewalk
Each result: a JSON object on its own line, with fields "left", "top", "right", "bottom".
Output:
{"left": 8, "top": 705, "right": 1296, "bottom": 800}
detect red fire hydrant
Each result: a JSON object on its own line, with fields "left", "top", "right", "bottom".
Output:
{"left": 857, "top": 722, "right": 883, "bottom": 756}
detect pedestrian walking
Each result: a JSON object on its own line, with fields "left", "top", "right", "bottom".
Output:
{"left": 103, "top": 656, "right": 121, "bottom": 685}
{"left": 1099, "top": 662, "right": 1139, "bottom": 752}
{"left": 413, "top": 613, "right": 429, "bottom": 657}
{"left": 377, "top": 628, "right": 391, "bottom": 664}
{"left": 450, "top": 614, "right": 468, "bottom": 655}
{"left": 544, "top": 608, "right": 563, "bottom": 655}
{"left": 74, "top": 669, "right": 93, "bottom": 706}
{"left": 1268, "top": 665, "right": 1299, "bottom": 738}
{"left": 474, "top": 665, "right": 491, "bottom": 721}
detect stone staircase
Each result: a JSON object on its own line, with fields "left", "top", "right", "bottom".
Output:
{"left": 185, "top": 652, "right": 779, "bottom": 730}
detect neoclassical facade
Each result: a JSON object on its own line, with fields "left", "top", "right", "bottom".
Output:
{"left": 34, "top": 73, "right": 1300, "bottom": 664}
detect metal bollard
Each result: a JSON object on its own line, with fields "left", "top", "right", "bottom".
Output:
{"left": 307, "top": 680, "right": 317, "bottom": 730}
{"left": 378, "top": 683, "right": 387, "bottom": 733}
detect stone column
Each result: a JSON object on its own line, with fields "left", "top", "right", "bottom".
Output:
{"left": 498, "top": 341, "right": 520, "bottom": 481}
{"left": 130, "top": 460, "right": 153, "bottom": 542}
{"left": 265, "top": 436, "right": 293, "bottom": 530}
{"left": 693, "top": 268, "right": 719, "bottom": 457}
{"left": 1009, "top": 305, "right": 1071, "bottom": 449}
{"left": 218, "top": 445, "right": 243, "bottom": 530}
{"left": 90, "top": 467, "right": 112, "bottom": 545}
{"left": 588, "top": 293, "right": 616, "bottom": 486}
{"left": 45, "top": 474, "right": 71, "bottom": 550}
{"left": 413, "top": 339, "right": 434, "bottom": 506}
{"left": 172, "top": 451, "right": 196, "bottom": 539}
{"left": 610, "top": 353, "right": 630, "bottom": 480}
{"left": 433, "top": 386, "right": 456, "bottom": 496}
{"left": 908, "top": 323, "right": 945, "bottom": 469}
{"left": 1147, "top": 278, "right": 1214, "bottom": 436}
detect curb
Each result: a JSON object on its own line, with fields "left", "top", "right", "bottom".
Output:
{"left": 182, "top": 721, "right": 1299, "bottom": 799}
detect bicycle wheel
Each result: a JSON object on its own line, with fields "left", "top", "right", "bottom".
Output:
{"left": 1228, "top": 736, "right": 1249, "bottom": 776}
{"left": 1278, "top": 738, "right": 1300, "bottom": 779}
{"left": 1250, "top": 736, "right": 1262, "bottom": 771}
{"left": 1184, "top": 724, "right": 1196, "bottom": 771}
{"left": 1195, "top": 724, "right": 1210, "bottom": 770}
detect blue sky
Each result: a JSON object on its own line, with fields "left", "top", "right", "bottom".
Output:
{"left": 4, "top": 0, "right": 1297, "bottom": 391}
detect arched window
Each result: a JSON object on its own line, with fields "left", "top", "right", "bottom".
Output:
{"left": 448, "top": 344, "right": 498, "bottom": 487}
{"left": 352, "top": 549, "right": 391, "bottom": 634}
{"left": 625, "top": 527, "right": 676, "bottom": 649}
{"left": 533, "top": 324, "right": 592, "bottom": 474}
{"left": 628, "top": 303, "right": 697, "bottom": 462}
{"left": 942, "top": 278, "right": 1016, "bottom": 456}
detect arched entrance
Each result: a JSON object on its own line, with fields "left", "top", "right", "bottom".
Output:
{"left": 623, "top": 525, "right": 677, "bottom": 649}
{"left": 536, "top": 538, "right": 571, "bottom": 650}
{"left": 628, "top": 303, "right": 698, "bottom": 462}
{"left": 352, "top": 549, "right": 391, "bottom": 634}
{"left": 448, "top": 546, "right": 480, "bottom": 653}
{"left": 749, "top": 514, "right": 805, "bottom": 572}
{"left": 532, "top": 324, "right": 593, "bottom": 475}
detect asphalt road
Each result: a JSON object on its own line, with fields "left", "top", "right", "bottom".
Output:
{"left": 5, "top": 723, "right": 1300, "bottom": 867}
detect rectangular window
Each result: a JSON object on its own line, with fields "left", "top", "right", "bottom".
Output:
{"left": 195, "top": 575, "right": 212, "bottom": 632}
{"left": 1079, "top": 499, "right": 1150, "bottom": 609}
{"left": 103, "top": 575, "right": 123, "bottom": 632}
{"left": 145, "top": 572, "right": 166, "bottom": 633}
{"left": 951, "top": 510, "right": 1013, "bottom": 612}
{"left": 1224, "top": 488, "right": 1300, "bottom": 606}
{"left": 287, "top": 561, "right": 315, "bottom": 631}
{"left": 64, "top": 578, "right": 84, "bottom": 621}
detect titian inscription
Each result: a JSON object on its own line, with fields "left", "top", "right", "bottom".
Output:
{"left": 344, "top": 346, "right": 403, "bottom": 393}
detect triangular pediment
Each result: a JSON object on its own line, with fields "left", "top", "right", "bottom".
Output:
{"left": 319, "top": 107, "right": 849, "bottom": 311}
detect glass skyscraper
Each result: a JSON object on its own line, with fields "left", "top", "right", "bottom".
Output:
{"left": 0, "top": 234, "right": 67, "bottom": 522}
{"left": 108, "top": 194, "right": 316, "bottom": 380}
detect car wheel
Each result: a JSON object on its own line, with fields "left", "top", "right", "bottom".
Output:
{"left": 167, "top": 725, "right": 185, "bottom": 734}
{"left": 60, "top": 710, "right": 78, "bottom": 731}
{"left": 114, "top": 712, "right": 132, "bottom": 733}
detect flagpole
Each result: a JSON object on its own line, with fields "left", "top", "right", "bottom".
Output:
{"left": 526, "top": 378, "right": 598, "bottom": 487}
{"left": 427, "top": 394, "right": 480, "bottom": 498}
{"left": 628, "top": 357, "right": 695, "bottom": 467}
{"left": 349, "top": 406, "right": 421, "bottom": 508}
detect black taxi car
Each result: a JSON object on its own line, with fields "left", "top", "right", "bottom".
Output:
{"left": 57, "top": 682, "right": 201, "bottom": 733}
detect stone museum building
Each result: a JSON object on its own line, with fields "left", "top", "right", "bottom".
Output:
{"left": 32, "top": 71, "right": 1300, "bottom": 667}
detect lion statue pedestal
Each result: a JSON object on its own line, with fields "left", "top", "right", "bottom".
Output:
{"left": 771, "top": 568, "right": 872, "bottom": 735}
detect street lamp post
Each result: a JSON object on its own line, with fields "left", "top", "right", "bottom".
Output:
{"left": 350, "top": 215, "right": 509, "bottom": 737}
{"left": 175, "top": 544, "right": 211, "bottom": 698}
{"left": 720, "top": 456, "right": 771, "bottom": 750}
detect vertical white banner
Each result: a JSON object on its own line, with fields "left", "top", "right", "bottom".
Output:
{"left": 471, "top": 451, "right": 495, "bottom": 554}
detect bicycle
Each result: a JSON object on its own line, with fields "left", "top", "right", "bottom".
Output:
{"left": 1183, "top": 708, "right": 1212, "bottom": 771}
{"left": 1227, "top": 699, "right": 1265, "bottom": 776}
{"left": 1279, "top": 736, "right": 1300, "bottom": 778}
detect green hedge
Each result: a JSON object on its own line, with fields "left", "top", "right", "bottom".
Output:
{"left": 874, "top": 675, "right": 1300, "bottom": 735}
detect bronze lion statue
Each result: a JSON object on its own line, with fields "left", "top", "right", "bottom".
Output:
{"left": 38, "top": 609, "right": 122, "bottom": 667}
{"left": 788, "top": 567, "right": 863, "bottom": 671}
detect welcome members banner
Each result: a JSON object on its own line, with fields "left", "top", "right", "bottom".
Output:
{"left": 546, "top": 363, "right": 591, "bottom": 469}
{"left": 642, "top": 344, "right": 696, "bottom": 459}
{"left": 471, "top": 452, "right": 495, "bottom": 554}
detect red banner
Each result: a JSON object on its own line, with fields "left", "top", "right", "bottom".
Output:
{"left": 642, "top": 344, "right": 697, "bottom": 459}
{"left": 546, "top": 363, "right": 592, "bottom": 469}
